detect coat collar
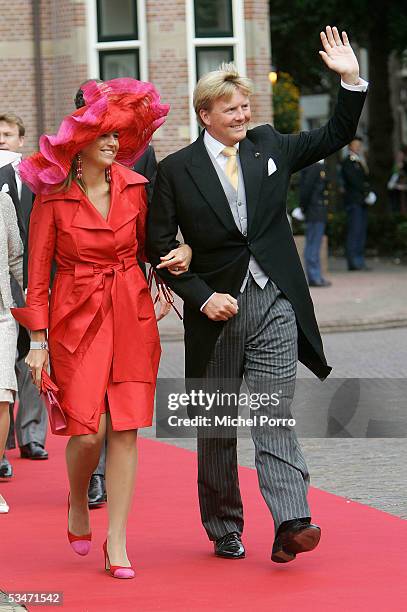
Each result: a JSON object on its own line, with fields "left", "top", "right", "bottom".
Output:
{"left": 238, "top": 135, "right": 264, "bottom": 231}
{"left": 185, "top": 131, "right": 264, "bottom": 234}
{"left": 41, "top": 163, "right": 147, "bottom": 232}
{"left": 186, "top": 133, "right": 240, "bottom": 237}
{"left": 40, "top": 162, "right": 147, "bottom": 203}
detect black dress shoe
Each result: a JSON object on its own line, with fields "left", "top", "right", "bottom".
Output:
{"left": 271, "top": 518, "right": 321, "bottom": 563}
{"left": 88, "top": 474, "right": 106, "bottom": 508}
{"left": 0, "top": 455, "right": 13, "bottom": 479}
{"left": 214, "top": 532, "right": 245, "bottom": 559}
{"left": 20, "top": 442, "right": 49, "bottom": 460}
{"left": 348, "top": 265, "right": 372, "bottom": 271}
{"left": 309, "top": 279, "right": 332, "bottom": 287}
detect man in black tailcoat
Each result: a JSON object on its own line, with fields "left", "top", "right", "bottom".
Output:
{"left": 0, "top": 113, "right": 48, "bottom": 478}
{"left": 147, "top": 27, "right": 368, "bottom": 564}
{"left": 300, "top": 159, "right": 332, "bottom": 287}
{"left": 341, "top": 136, "right": 371, "bottom": 270}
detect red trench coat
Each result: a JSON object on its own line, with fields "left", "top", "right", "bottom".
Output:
{"left": 12, "top": 163, "right": 161, "bottom": 435}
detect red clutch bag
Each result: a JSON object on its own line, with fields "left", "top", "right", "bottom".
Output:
{"left": 40, "top": 370, "right": 67, "bottom": 432}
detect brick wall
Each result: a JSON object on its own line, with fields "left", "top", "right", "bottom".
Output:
{"left": 0, "top": 0, "right": 87, "bottom": 155}
{"left": 40, "top": 1, "right": 88, "bottom": 147}
{"left": 244, "top": 0, "right": 273, "bottom": 126}
{"left": 146, "top": 0, "right": 190, "bottom": 160}
{"left": 0, "top": 1, "right": 37, "bottom": 151}
{"left": 0, "top": 0, "right": 272, "bottom": 159}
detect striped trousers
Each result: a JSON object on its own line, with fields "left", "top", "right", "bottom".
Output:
{"left": 197, "top": 276, "right": 310, "bottom": 540}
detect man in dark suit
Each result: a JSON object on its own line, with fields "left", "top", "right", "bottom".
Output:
{"left": 147, "top": 27, "right": 368, "bottom": 564}
{"left": 300, "top": 159, "right": 331, "bottom": 287}
{"left": 0, "top": 113, "right": 48, "bottom": 478}
{"left": 341, "top": 136, "right": 371, "bottom": 270}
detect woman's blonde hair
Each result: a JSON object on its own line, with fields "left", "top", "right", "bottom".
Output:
{"left": 193, "top": 63, "right": 253, "bottom": 127}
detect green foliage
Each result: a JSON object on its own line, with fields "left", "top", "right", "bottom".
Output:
{"left": 396, "top": 221, "right": 407, "bottom": 249}
{"left": 325, "top": 211, "right": 347, "bottom": 252}
{"left": 269, "top": 0, "right": 407, "bottom": 90}
{"left": 269, "top": 1, "right": 407, "bottom": 216}
{"left": 273, "top": 72, "right": 300, "bottom": 134}
{"left": 326, "top": 212, "right": 407, "bottom": 255}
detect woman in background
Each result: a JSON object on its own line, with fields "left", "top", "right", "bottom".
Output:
{"left": 0, "top": 190, "right": 24, "bottom": 514}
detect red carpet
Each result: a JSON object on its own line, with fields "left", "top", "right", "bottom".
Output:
{"left": 1, "top": 434, "right": 406, "bottom": 611}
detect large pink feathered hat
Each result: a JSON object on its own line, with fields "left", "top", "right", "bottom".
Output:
{"left": 18, "top": 78, "right": 170, "bottom": 194}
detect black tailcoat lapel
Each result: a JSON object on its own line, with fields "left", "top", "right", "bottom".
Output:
{"left": 239, "top": 136, "right": 264, "bottom": 231}
{"left": 20, "top": 183, "right": 34, "bottom": 233}
{"left": 0, "top": 164, "right": 26, "bottom": 241}
{"left": 185, "top": 134, "right": 241, "bottom": 238}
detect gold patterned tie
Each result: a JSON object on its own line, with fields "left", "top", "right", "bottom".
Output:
{"left": 222, "top": 146, "right": 239, "bottom": 191}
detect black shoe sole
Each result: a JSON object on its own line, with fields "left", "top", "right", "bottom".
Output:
{"left": 214, "top": 551, "right": 246, "bottom": 559}
{"left": 271, "top": 526, "right": 321, "bottom": 563}
{"left": 88, "top": 500, "right": 106, "bottom": 509}
{"left": 271, "top": 548, "right": 296, "bottom": 563}
{"left": 284, "top": 526, "right": 321, "bottom": 554}
{"left": 20, "top": 454, "right": 48, "bottom": 460}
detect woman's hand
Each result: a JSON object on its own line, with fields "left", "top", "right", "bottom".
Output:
{"left": 156, "top": 244, "right": 192, "bottom": 276}
{"left": 25, "top": 349, "right": 49, "bottom": 391}
{"left": 155, "top": 286, "right": 172, "bottom": 321}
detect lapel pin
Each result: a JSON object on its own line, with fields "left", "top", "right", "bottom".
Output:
{"left": 254, "top": 152, "right": 261, "bottom": 158}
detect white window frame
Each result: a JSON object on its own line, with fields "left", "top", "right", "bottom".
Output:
{"left": 86, "top": 0, "right": 148, "bottom": 81}
{"left": 186, "top": 0, "right": 246, "bottom": 142}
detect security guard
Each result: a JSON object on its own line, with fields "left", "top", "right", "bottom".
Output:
{"left": 300, "top": 160, "right": 331, "bottom": 287}
{"left": 341, "top": 136, "right": 371, "bottom": 270}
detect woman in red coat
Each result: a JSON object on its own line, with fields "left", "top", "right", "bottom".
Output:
{"left": 12, "top": 79, "right": 190, "bottom": 578}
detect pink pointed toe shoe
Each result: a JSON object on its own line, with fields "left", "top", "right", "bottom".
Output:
{"left": 103, "top": 540, "right": 135, "bottom": 579}
{"left": 67, "top": 494, "right": 91, "bottom": 556}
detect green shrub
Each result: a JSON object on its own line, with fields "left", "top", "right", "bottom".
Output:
{"left": 273, "top": 72, "right": 300, "bottom": 134}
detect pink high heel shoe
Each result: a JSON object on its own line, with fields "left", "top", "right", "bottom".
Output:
{"left": 67, "top": 494, "right": 91, "bottom": 556}
{"left": 103, "top": 540, "right": 135, "bottom": 579}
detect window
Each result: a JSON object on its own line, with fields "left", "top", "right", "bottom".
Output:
{"left": 87, "top": 0, "right": 147, "bottom": 81}
{"left": 99, "top": 50, "right": 140, "bottom": 80}
{"left": 196, "top": 46, "right": 234, "bottom": 80}
{"left": 194, "top": 0, "right": 233, "bottom": 38}
{"left": 187, "top": 0, "right": 246, "bottom": 140}
{"left": 97, "top": 0, "right": 138, "bottom": 42}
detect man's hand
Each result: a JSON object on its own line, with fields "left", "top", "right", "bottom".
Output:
{"left": 202, "top": 293, "right": 238, "bottom": 321}
{"left": 319, "top": 26, "right": 360, "bottom": 86}
{"left": 156, "top": 244, "right": 192, "bottom": 276}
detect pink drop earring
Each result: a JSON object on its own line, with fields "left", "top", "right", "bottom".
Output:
{"left": 105, "top": 167, "right": 112, "bottom": 183}
{"left": 76, "top": 154, "right": 83, "bottom": 180}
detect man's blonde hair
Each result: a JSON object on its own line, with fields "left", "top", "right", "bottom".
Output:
{"left": 0, "top": 112, "right": 25, "bottom": 137}
{"left": 193, "top": 63, "right": 253, "bottom": 126}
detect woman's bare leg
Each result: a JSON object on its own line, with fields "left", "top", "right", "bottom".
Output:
{"left": 0, "top": 401, "right": 10, "bottom": 456}
{"left": 105, "top": 412, "right": 138, "bottom": 566}
{"left": 0, "top": 401, "right": 10, "bottom": 506}
{"left": 66, "top": 413, "right": 107, "bottom": 535}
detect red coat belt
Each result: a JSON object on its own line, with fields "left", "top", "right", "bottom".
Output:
{"left": 52, "top": 258, "right": 158, "bottom": 383}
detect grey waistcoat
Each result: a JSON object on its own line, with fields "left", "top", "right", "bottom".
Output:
{"left": 207, "top": 149, "right": 269, "bottom": 292}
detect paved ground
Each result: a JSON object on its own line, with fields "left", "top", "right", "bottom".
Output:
{"left": 159, "top": 257, "right": 407, "bottom": 339}
{"left": 142, "top": 325, "right": 407, "bottom": 520}
{"left": 2, "top": 261, "right": 405, "bottom": 610}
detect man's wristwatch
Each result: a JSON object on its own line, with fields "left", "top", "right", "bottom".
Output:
{"left": 30, "top": 341, "right": 49, "bottom": 350}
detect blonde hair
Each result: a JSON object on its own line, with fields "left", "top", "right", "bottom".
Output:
{"left": 0, "top": 112, "right": 25, "bottom": 137}
{"left": 193, "top": 63, "right": 253, "bottom": 127}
